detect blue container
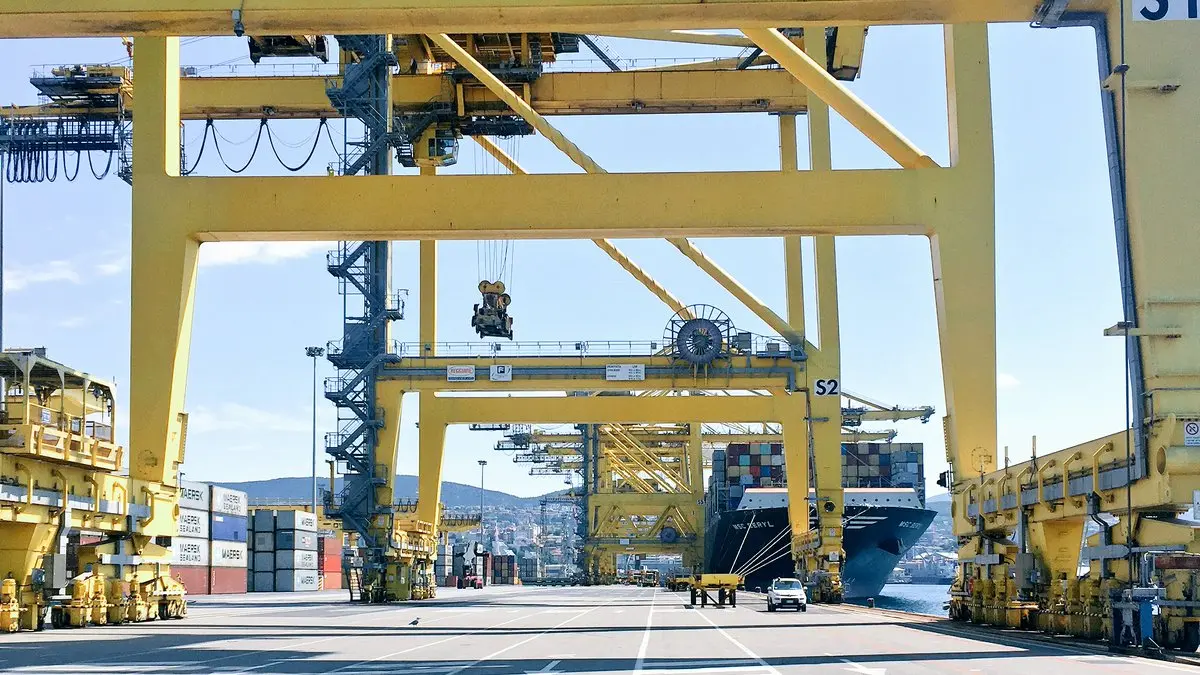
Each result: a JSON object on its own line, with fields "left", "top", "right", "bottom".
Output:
{"left": 739, "top": 455, "right": 750, "bottom": 466}
{"left": 211, "top": 513, "right": 249, "bottom": 543}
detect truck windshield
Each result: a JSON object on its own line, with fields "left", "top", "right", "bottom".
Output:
{"left": 774, "top": 580, "right": 801, "bottom": 590}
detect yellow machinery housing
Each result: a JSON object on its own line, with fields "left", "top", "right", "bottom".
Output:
{"left": 0, "top": 348, "right": 186, "bottom": 631}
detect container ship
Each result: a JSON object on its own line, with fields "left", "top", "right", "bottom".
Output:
{"left": 704, "top": 442, "right": 936, "bottom": 598}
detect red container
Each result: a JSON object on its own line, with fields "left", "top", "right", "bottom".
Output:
{"left": 173, "top": 565, "right": 210, "bottom": 595}
{"left": 320, "top": 553, "right": 342, "bottom": 572}
{"left": 445, "top": 575, "right": 458, "bottom": 588}
{"left": 209, "top": 566, "right": 248, "bottom": 594}
{"left": 749, "top": 466, "right": 760, "bottom": 477}
{"left": 321, "top": 572, "right": 342, "bottom": 590}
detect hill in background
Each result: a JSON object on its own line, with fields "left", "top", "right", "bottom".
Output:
{"left": 213, "top": 475, "right": 564, "bottom": 509}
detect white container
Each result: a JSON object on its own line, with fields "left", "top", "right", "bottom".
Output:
{"left": 275, "top": 530, "right": 318, "bottom": 551}
{"left": 210, "top": 541, "right": 248, "bottom": 568}
{"left": 210, "top": 486, "right": 248, "bottom": 517}
{"left": 275, "top": 510, "right": 317, "bottom": 532}
{"left": 178, "top": 481, "right": 211, "bottom": 511}
{"left": 253, "top": 531, "right": 275, "bottom": 551}
{"left": 171, "top": 537, "right": 210, "bottom": 566}
{"left": 177, "top": 508, "right": 210, "bottom": 539}
{"left": 253, "top": 571, "right": 275, "bottom": 592}
{"left": 275, "top": 549, "right": 318, "bottom": 570}
{"left": 254, "top": 552, "right": 275, "bottom": 571}
{"left": 275, "top": 569, "right": 319, "bottom": 592}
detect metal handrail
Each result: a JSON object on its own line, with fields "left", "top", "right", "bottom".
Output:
{"left": 393, "top": 335, "right": 789, "bottom": 359}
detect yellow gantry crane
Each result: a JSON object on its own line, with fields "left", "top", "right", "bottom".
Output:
{"left": 1, "top": 24, "right": 862, "bottom": 613}
{"left": 2, "top": 0, "right": 1195, "bottom": 650}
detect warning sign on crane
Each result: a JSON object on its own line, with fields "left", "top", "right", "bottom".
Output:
{"left": 1184, "top": 421, "right": 1200, "bottom": 447}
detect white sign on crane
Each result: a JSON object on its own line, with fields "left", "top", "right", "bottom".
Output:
{"left": 1184, "top": 420, "right": 1200, "bottom": 447}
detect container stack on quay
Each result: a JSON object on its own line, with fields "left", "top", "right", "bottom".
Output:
{"left": 491, "top": 554, "right": 519, "bottom": 585}
{"left": 518, "top": 553, "right": 544, "bottom": 582}
{"left": 318, "top": 533, "right": 343, "bottom": 590}
{"left": 434, "top": 544, "right": 452, "bottom": 586}
{"left": 248, "top": 508, "right": 321, "bottom": 592}
{"left": 171, "top": 481, "right": 249, "bottom": 595}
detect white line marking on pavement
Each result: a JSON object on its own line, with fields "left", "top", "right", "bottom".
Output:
{"left": 633, "top": 587, "right": 658, "bottom": 672}
{"left": 328, "top": 606, "right": 554, "bottom": 674}
{"left": 219, "top": 609, "right": 477, "bottom": 674}
{"left": 693, "top": 606, "right": 783, "bottom": 675}
{"left": 442, "top": 591, "right": 637, "bottom": 675}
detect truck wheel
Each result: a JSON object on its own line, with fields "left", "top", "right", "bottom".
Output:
{"left": 767, "top": 600, "right": 776, "bottom": 612}
{"left": 800, "top": 605, "right": 807, "bottom": 612}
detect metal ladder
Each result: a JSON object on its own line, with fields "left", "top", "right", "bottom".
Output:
{"left": 347, "top": 567, "right": 364, "bottom": 603}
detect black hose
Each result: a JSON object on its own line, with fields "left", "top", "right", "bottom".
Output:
{"left": 181, "top": 119, "right": 214, "bottom": 176}
{"left": 88, "top": 149, "right": 114, "bottom": 180}
{"left": 211, "top": 118, "right": 266, "bottom": 174}
{"left": 266, "top": 118, "right": 327, "bottom": 172}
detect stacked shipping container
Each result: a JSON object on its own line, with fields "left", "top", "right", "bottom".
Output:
{"left": 517, "top": 554, "right": 544, "bottom": 582}
{"left": 318, "top": 534, "right": 342, "bottom": 590}
{"left": 841, "top": 442, "right": 925, "bottom": 502}
{"left": 491, "top": 554, "right": 518, "bottom": 585}
{"left": 434, "top": 544, "right": 451, "bottom": 586}
{"left": 717, "top": 442, "right": 927, "bottom": 510}
{"left": 248, "top": 508, "right": 321, "bottom": 592}
{"left": 723, "top": 443, "right": 786, "bottom": 510}
{"left": 171, "top": 481, "right": 249, "bottom": 595}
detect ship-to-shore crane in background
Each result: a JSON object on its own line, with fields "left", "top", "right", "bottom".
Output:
{"left": 0, "top": 0, "right": 1197, "bottom": 654}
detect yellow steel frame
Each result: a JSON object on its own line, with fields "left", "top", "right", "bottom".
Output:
{"left": 10, "top": 69, "right": 818, "bottom": 119}
{"left": 0, "top": 1, "right": 1105, "bottom": 37}
{"left": 7, "top": 0, "right": 996, "bottom": 611}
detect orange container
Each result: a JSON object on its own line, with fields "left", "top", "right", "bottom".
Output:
{"left": 210, "top": 567, "right": 248, "bottom": 594}
{"left": 320, "top": 553, "right": 342, "bottom": 572}
{"left": 321, "top": 572, "right": 342, "bottom": 590}
{"left": 172, "top": 565, "right": 210, "bottom": 595}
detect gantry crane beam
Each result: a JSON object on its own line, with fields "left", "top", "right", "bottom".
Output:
{"left": 7, "top": 70, "right": 817, "bottom": 120}
{"left": 532, "top": 430, "right": 901, "bottom": 444}
{"left": 0, "top": 0, "right": 1103, "bottom": 38}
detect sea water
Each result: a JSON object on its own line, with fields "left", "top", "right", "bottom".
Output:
{"left": 848, "top": 583, "right": 951, "bottom": 616}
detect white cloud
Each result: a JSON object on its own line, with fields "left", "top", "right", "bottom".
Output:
{"left": 199, "top": 242, "right": 329, "bottom": 268}
{"left": 96, "top": 256, "right": 130, "bottom": 276}
{"left": 998, "top": 373, "right": 1020, "bottom": 389}
{"left": 187, "top": 402, "right": 311, "bottom": 434}
{"left": 6, "top": 260, "right": 80, "bottom": 292}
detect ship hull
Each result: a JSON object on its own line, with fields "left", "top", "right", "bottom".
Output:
{"left": 705, "top": 505, "right": 935, "bottom": 598}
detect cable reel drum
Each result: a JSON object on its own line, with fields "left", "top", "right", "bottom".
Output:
{"left": 664, "top": 304, "right": 735, "bottom": 366}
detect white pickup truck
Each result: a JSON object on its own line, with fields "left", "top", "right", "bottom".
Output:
{"left": 766, "top": 577, "right": 808, "bottom": 612}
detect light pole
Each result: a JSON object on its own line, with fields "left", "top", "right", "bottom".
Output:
{"left": 478, "top": 459, "right": 488, "bottom": 548}
{"left": 305, "top": 346, "right": 325, "bottom": 516}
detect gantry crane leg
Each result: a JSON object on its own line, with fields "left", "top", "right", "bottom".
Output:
{"left": 931, "top": 24, "right": 998, "bottom": 482}
{"left": 0, "top": 523, "right": 57, "bottom": 630}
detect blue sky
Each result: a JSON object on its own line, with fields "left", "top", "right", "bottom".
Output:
{"left": 0, "top": 24, "right": 1126, "bottom": 497}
